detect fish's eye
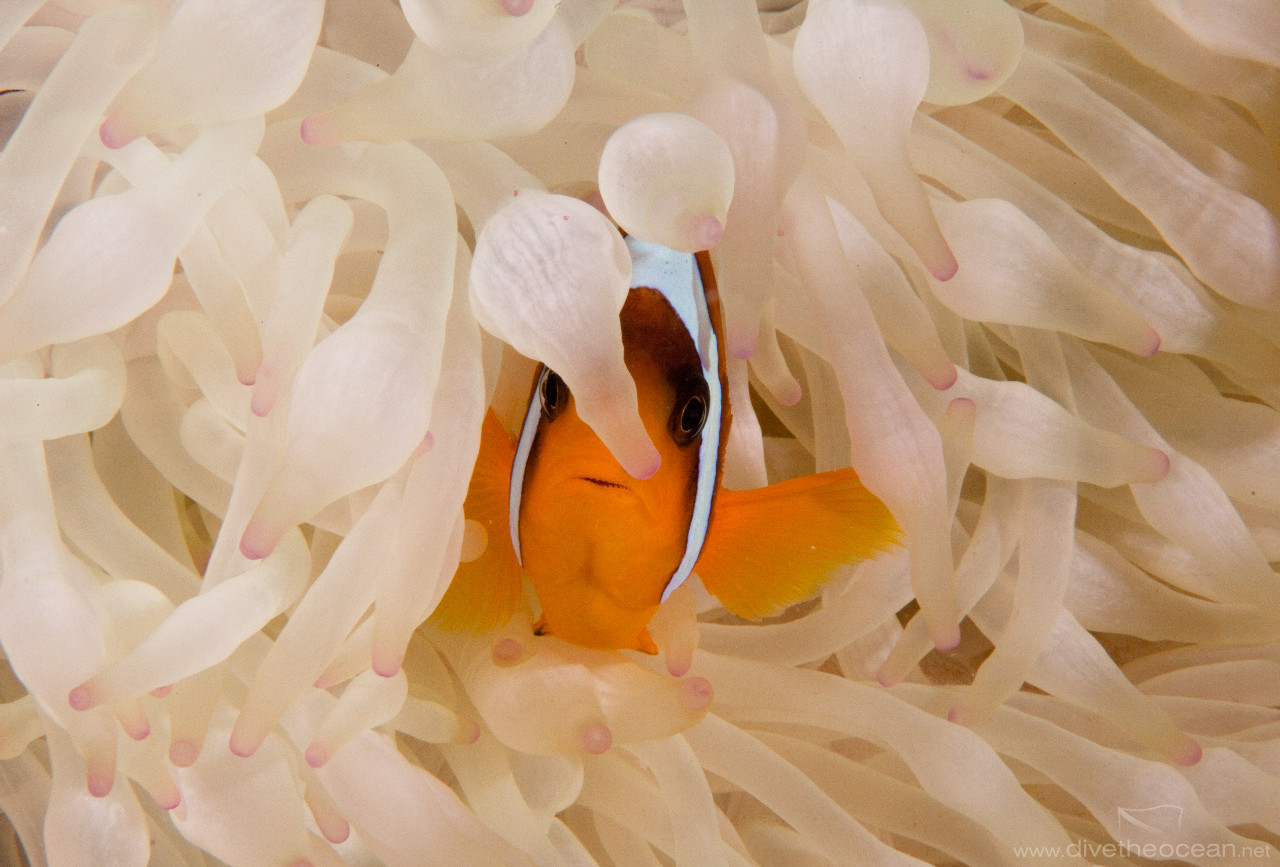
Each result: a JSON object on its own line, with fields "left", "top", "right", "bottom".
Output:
{"left": 671, "top": 390, "right": 708, "bottom": 445}
{"left": 539, "top": 369, "right": 568, "bottom": 420}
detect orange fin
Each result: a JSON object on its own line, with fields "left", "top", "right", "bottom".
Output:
{"left": 634, "top": 627, "right": 659, "bottom": 655}
{"left": 694, "top": 468, "right": 899, "bottom": 621}
{"left": 430, "top": 411, "right": 524, "bottom": 634}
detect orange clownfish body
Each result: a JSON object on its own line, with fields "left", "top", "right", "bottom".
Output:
{"left": 434, "top": 238, "right": 898, "bottom": 652}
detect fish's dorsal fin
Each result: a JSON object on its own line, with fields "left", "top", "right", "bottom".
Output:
{"left": 694, "top": 468, "right": 899, "bottom": 620}
{"left": 431, "top": 411, "right": 524, "bottom": 634}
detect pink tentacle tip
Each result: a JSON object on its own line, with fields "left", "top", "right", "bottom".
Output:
{"left": 1146, "top": 448, "right": 1172, "bottom": 483}
{"left": 777, "top": 380, "right": 803, "bottom": 408}
{"left": 305, "top": 742, "right": 330, "bottom": 768}
{"left": 169, "top": 738, "right": 200, "bottom": 768}
{"left": 665, "top": 654, "right": 692, "bottom": 678}
{"left": 459, "top": 718, "right": 482, "bottom": 744}
{"left": 87, "top": 769, "right": 115, "bottom": 799}
{"left": 68, "top": 682, "right": 97, "bottom": 711}
{"left": 250, "top": 387, "right": 275, "bottom": 418}
{"left": 962, "top": 62, "right": 994, "bottom": 82}
{"left": 501, "top": 0, "right": 536, "bottom": 16}
{"left": 945, "top": 705, "right": 968, "bottom": 727}
{"left": 412, "top": 431, "right": 435, "bottom": 458}
{"left": 149, "top": 684, "right": 174, "bottom": 698}
{"left": 626, "top": 449, "right": 662, "bottom": 481}
{"left": 874, "top": 669, "right": 901, "bottom": 688}
{"left": 299, "top": 114, "right": 332, "bottom": 146}
{"left": 491, "top": 637, "right": 525, "bottom": 667}
{"left": 98, "top": 115, "right": 136, "bottom": 149}
{"left": 679, "top": 676, "right": 714, "bottom": 711}
{"left": 122, "top": 714, "right": 151, "bottom": 741}
{"left": 155, "top": 788, "right": 182, "bottom": 812}
{"left": 928, "top": 247, "right": 959, "bottom": 282}
{"left": 227, "top": 728, "right": 260, "bottom": 758}
{"left": 238, "top": 524, "right": 274, "bottom": 561}
{"left": 728, "top": 332, "right": 758, "bottom": 361}
{"left": 931, "top": 364, "right": 960, "bottom": 391}
{"left": 689, "top": 214, "right": 724, "bottom": 251}
{"left": 1138, "top": 327, "right": 1162, "bottom": 358}
{"left": 320, "top": 817, "right": 352, "bottom": 845}
{"left": 933, "top": 623, "right": 962, "bottom": 653}
{"left": 1173, "top": 738, "right": 1203, "bottom": 767}
{"left": 321, "top": 820, "right": 352, "bottom": 845}
{"left": 372, "top": 654, "right": 403, "bottom": 679}
{"left": 579, "top": 721, "right": 613, "bottom": 755}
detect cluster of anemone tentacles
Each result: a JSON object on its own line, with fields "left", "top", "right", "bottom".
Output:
{"left": 1, "top": 0, "right": 1279, "bottom": 864}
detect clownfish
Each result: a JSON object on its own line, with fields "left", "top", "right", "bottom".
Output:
{"left": 432, "top": 237, "right": 898, "bottom": 652}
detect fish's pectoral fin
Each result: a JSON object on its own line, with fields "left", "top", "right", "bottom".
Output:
{"left": 430, "top": 411, "right": 524, "bottom": 635}
{"left": 695, "top": 468, "right": 899, "bottom": 621}
{"left": 633, "top": 628, "right": 658, "bottom": 655}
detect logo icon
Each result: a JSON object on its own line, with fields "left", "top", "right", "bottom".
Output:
{"left": 1117, "top": 805, "right": 1184, "bottom": 836}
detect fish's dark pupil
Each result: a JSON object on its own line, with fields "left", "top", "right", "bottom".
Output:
{"left": 679, "top": 394, "right": 706, "bottom": 435}
{"left": 541, "top": 370, "right": 567, "bottom": 419}
{"left": 669, "top": 376, "right": 709, "bottom": 446}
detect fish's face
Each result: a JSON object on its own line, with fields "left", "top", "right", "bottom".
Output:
{"left": 518, "top": 288, "right": 711, "bottom": 650}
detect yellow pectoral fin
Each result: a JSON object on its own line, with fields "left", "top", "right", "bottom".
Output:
{"left": 694, "top": 468, "right": 900, "bottom": 621}
{"left": 430, "top": 411, "right": 524, "bottom": 634}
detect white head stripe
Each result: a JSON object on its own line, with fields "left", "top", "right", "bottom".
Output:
{"left": 628, "top": 239, "right": 721, "bottom": 602}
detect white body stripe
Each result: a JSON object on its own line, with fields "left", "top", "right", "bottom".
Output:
{"left": 508, "top": 374, "right": 543, "bottom": 567}
{"left": 508, "top": 237, "right": 722, "bottom": 603}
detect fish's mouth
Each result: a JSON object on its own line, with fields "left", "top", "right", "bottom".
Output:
{"left": 578, "top": 476, "right": 630, "bottom": 491}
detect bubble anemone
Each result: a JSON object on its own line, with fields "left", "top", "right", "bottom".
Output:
{"left": 1, "top": 0, "right": 1279, "bottom": 864}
